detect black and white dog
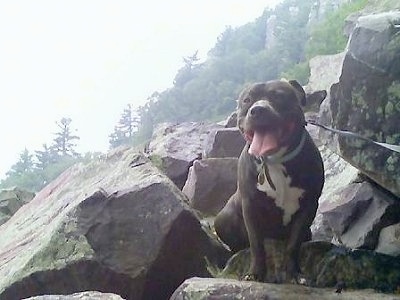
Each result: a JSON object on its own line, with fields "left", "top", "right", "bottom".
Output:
{"left": 215, "top": 80, "right": 325, "bottom": 282}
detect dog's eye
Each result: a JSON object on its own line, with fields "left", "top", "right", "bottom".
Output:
{"left": 243, "top": 98, "right": 251, "bottom": 104}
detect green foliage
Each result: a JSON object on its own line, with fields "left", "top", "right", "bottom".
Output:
{"left": 52, "top": 117, "right": 80, "bottom": 156}
{"left": 281, "top": 62, "right": 311, "bottom": 85}
{"left": 0, "top": 117, "right": 86, "bottom": 192}
{"left": 109, "top": 104, "right": 140, "bottom": 148}
{"left": 305, "top": 0, "right": 369, "bottom": 59}
{"left": 119, "top": 0, "right": 316, "bottom": 144}
{"left": 148, "top": 154, "right": 164, "bottom": 171}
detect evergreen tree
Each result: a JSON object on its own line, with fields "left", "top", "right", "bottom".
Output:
{"left": 6, "top": 148, "right": 34, "bottom": 176}
{"left": 109, "top": 104, "right": 140, "bottom": 148}
{"left": 173, "top": 51, "right": 201, "bottom": 87}
{"left": 0, "top": 148, "right": 43, "bottom": 191}
{"left": 52, "top": 117, "right": 80, "bottom": 156}
{"left": 35, "top": 143, "right": 58, "bottom": 170}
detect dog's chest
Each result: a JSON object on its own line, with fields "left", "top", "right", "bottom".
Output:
{"left": 255, "top": 161, "right": 304, "bottom": 226}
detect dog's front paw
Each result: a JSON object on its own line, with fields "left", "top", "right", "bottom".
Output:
{"left": 244, "top": 262, "right": 266, "bottom": 282}
{"left": 243, "top": 273, "right": 263, "bottom": 282}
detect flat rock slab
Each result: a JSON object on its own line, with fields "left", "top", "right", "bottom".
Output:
{"left": 170, "top": 277, "right": 400, "bottom": 300}
{"left": 23, "top": 291, "right": 125, "bottom": 300}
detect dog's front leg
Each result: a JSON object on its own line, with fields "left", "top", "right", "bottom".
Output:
{"left": 242, "top": 198, "right": 266, "bottom": 281}
{"left": 284, "top": 205, "right": 316, "bottom": 282}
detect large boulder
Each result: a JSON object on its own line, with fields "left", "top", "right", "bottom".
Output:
{"left": 212, "top": 241, "right": 400, "bottom": 293}
{"left": 375, "top": 223, "right": 400, "bottom": 256}
{"left": 0, "top": 187, "right": 35, "bottom": 225}
{"left": 182, "top": 158, "right": 238, "bottom": 216}
{"left": 24, "top": 291, "right": 124, "bottom": 300}
{"left": 171, "top": 277, "right": 400, "bottom": 300}
{"left": 311, "top": 146, "right": 359, "bottom": 241}
{"left": 322, "top": 11, "right": 400, "bottom": 196}
{"left": 148, "top": 122, "right": 222, "bottom": 189}
{"left": 0, "top": 148, "right": 229, "bottom": 300}
{"left": 305, "top": 52, "right": 346, "bottom": 96}
{"left": 204, "top": 128, "right": 245, "bottom": 159}
{"left": 321, "top": 181, "right": 400, "bottom": 249}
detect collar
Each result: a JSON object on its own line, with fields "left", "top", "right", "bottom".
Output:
{"left": 257, "top": 129, "right": 307, "bottom": 165}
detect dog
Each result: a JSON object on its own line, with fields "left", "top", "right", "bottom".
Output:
{"left": 214, "top": 80, "right": 325, "bottom": 282}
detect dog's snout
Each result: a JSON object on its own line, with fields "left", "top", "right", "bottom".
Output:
{"left": 250, "top": 105, "right": 264, "bottom": 117}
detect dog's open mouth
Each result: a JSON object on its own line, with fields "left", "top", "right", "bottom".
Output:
{"left": 244, "top": 130, "right": 279, "bottom": 157}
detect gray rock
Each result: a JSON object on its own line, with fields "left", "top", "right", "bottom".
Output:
{"left": 265, "top": 14, "right": 277, "bottom": 49}
{"left": 23, "top": 291, "right": 125, "bottom": 300}
{"left": 204, "top": 128, "right": 245, "bottom": 159}
{"left": 0, "top": 150, "right": 229, "bottom": 300}
{"left": 322, "top": 181, "right": 400, "bottom": 249}
{"left": 217, "top": 111, "right": 237, "bottom": 128}
{"left": 183, "top": 158, "right": 238, "bottom": 216}
{"left": 0, "top": 187, "right": 35, "bottom": 225}
{"left": 311, "top": 146, "right": 359, "bottom": 241}
{"left": 301, "top": 241, "right": 400, "bottom": 293}
{"left": 306, "top": 52, "right": 345, "bottom": 94}
{"left": 211, "top": 241, "right": 400, "bottom": 293}
{"left": 376, "top": 223, "right": 400, "bottom": 256}
{"left": 322, "top": 11, "right": 400, "bottom": 197}
{"left": 170, "top": 277, "right": 400, "bottom": 300}
{"left": 148, "top": 122, "right": 222, "bottom": 189}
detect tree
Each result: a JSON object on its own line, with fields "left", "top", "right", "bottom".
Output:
{"left": 6, "top": 148, "right": 34, "bottom": 176}
{"left": 0, "top": 148, "right": 43, "bottom": 191}
{"left": 173, "top": 51, "right": 201, "bottom": 87}
{"left": 109, "top": 104, "right": 140, "bottom": 148}
{"left": 52, "top": 117, "right": 80, "bottom": 156}
{"left": 35, "top": 143, "right": 58, "bottom": 170}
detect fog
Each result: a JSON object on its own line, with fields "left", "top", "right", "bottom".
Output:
{"left": 0, "top": 0, "right": 281, "bottom": 179}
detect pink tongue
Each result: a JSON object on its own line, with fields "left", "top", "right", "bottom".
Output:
{"left": 248, "top": 131, "right": 278, "bottom": 157}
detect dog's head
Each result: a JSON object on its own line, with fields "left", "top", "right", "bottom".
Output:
{"left": 237, "top": 80, "right": 312, "bottom": 157}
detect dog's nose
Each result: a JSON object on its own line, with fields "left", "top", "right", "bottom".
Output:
{"left": 250, "top": 105, "right": 264, "bottom": 117}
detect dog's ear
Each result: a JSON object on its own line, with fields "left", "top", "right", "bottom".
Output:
{"left": 288, "top": 80, "right": 306, "bottom": 106}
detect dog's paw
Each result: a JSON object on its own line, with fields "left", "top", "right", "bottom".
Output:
{"left": 243, "top": 273, "right": 263, "bottom": 282}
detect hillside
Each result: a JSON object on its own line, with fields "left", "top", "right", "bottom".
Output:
{"left": 124, "top": 0, "right": 395, "bottom": 147}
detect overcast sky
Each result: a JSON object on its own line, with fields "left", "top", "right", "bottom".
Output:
{"left": 0, "top": 0, "right": 281, "bottom": 179}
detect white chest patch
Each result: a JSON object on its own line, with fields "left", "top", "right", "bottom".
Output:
{"left": 256, "top": 161, "right": 304, "bottom": 226}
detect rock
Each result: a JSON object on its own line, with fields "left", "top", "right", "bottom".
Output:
{"left": 306, "top": 52, "right": 345, "bottom": 94}
{"left": 300, "top": 241, "right": 400, "bottom": 293}
{"left": 182, "top": 158, "right": 237, "bottom": 216}
{"left": 376, "top": 223, "right": 400, "bottom": 256}
{"left": 265, "top": 14, "right": 277, "bottom": 49}
{"left": 323, "top": 11, "right": 400, "bottom": 197}
{"left": 210, "top": 241, "right": 400, "bottom": 293}
{"left": 23, "top": 291, "right": 125, "bottom": 300}
{"left": 311, "top": 146, "right": 359, "bottom": 241}
{"left": 170, "top": 277, "right": 400, "bottom": 300}
{"left": 308, "top": 0, "right": 350, "bottom": 25}
{"left": 321, "top": 181, "right": 400, "bottom": 249}
{"left": 0, "top": 187, "right": 35, "bottom": 225}
{"left": 0, "top": 150, "right": 229, "bottom": 300}
{"left": 204, "top": 128, "right": 245, "bottom": 158}
{"left": 148, "top": 122, "right": 222, "bottom": 189}
{"left": 218, "top": 111, "right": 237, "bottom": 128}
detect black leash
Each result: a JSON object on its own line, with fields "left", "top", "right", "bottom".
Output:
{"left": 307, "top": 120, "right": 400, "bottom": 153}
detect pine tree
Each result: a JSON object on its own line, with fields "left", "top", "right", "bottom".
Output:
{"left": 35, "top": 143, "right": 58, "bottom": 170}
{"left": 6, "top": 148, "right": 34, "bottom": 176}
{"left": 109, "top": 104, "right": 140, "bottom": 148}
{"left": 52, "top": 117, "right": 80, "bottom": 157}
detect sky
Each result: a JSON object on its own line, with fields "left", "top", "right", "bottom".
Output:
{"left": 0, "top": 0, "right": 281, "bottom": 179}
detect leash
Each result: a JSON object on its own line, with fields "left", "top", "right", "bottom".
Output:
{"left": 307, "top": 120, "right": 400, "bottom": 153}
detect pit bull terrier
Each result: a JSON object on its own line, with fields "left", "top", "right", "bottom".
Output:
{"left": 214, "top": 80, "right": 325, "bottom": 282}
